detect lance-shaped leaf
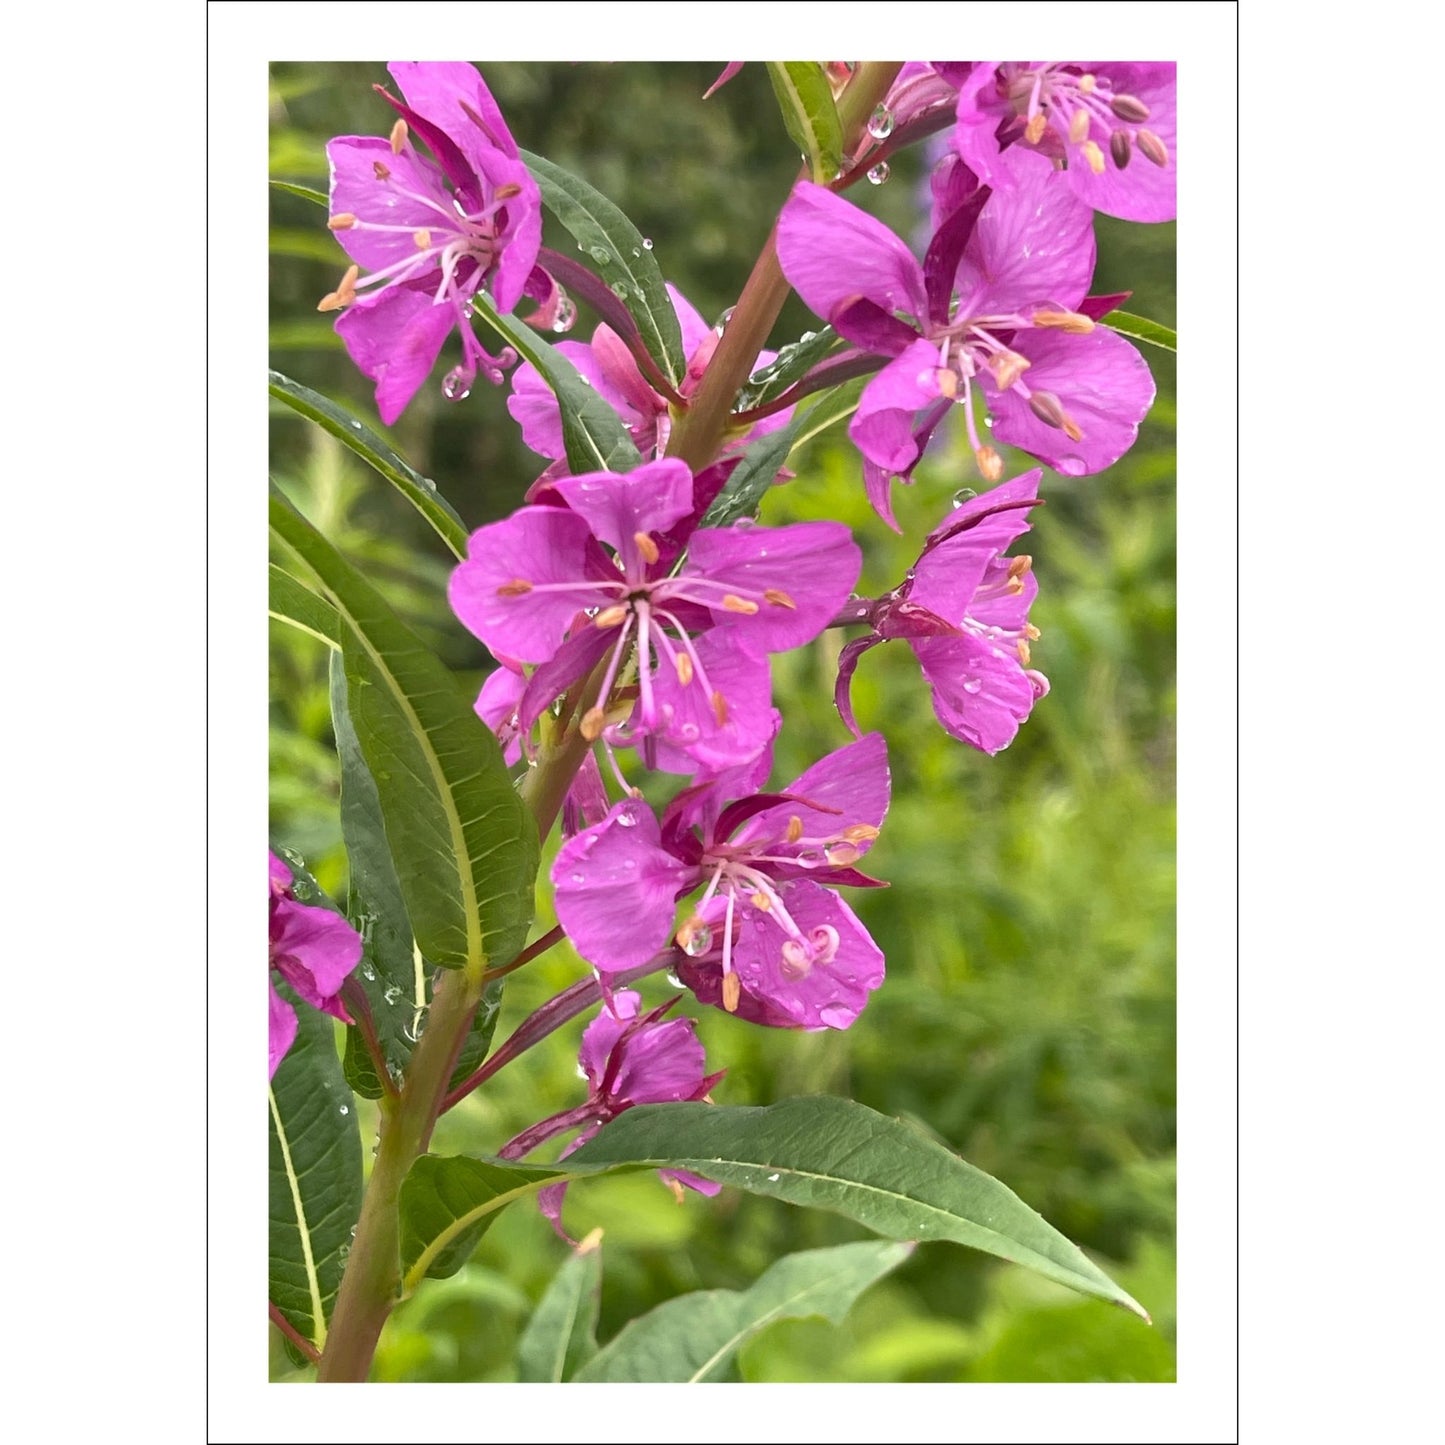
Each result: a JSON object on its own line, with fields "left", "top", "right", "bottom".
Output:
{"left": 574, "top": 1240, "right": 910, "bottom": 1383}
{"left": 471, "top": 295, "right": 643, "bottom": 475}
{"left": 519, "top": 148, "right": 686, "bottom": 388}
{"left": 268, "top": 371, "right": 469, "bottom": 559}
{"left": 270, "top": 493, "right": 538, "bottom": 975}
{"left": 400, "top": 1156, "right": 567, "bottom": 1284}
{"left": 328, "top": 657, "right": 505, "bottom": 1098}
{"left": 698, "top": 407, "right": 808, "bottom": 530}
{"left": 516, "top": 1240, "right": 603, "bottom": 1382}
{"left": 269, "top": 563, "right": 340, "bottom": 649}
{"left": 767, "top": 62, "right": 845, "bottom": 183}
{"left": 1100, "top": 310, "right": 1177, "bottom": 353}
{"left": 734, "top": 325, "right": 840, "bottom": 411}
{"left": 566, "top": 1097, "right": 1149, "bottom": 1319}
{"left": 268, "top": 909, "right": 363, "bottom": 1353}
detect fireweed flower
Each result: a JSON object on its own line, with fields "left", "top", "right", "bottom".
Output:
{"left": 835, "top": 471, "right": 1049, "bottom": 754}
{"left": 497, "top": 990, "right": 724, "bottom": 1235}
{"left": 268, "top": 851, "right": 363, "bottom": 1078}
{"left": 777, "top": 170, "right": 1153, "bottom": 525}
{"left": 321, "top": 61, "right": 542, "bottom": 424}
{"left": 447, "top": 458, "right": 859, "bottom": 771}
{"left": 552, "top": 733, "right": 890, "bottom": 1030}
{"left": 953, "top": 62, "right": 1177, "bottom": 223}
{"left": 508, "top": 283, "right": 795, "bottom": 482}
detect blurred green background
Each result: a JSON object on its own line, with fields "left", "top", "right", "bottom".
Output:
{"left": 269, "top": 62, "right": 1176, "bottom": 1383}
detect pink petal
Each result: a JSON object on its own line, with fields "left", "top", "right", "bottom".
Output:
{"left": 335, "top": 284, "right": 457, "bottom": 426}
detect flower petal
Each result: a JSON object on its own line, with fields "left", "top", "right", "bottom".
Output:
{"left": 326, "top": 136, "right": 456, "bottom": 274}
{"left": 552, "top": 460, "right": 696, "bottom": 559}
{"left": 912, "top": 632, "right": 1043, "bottom": 753}
{"left": 269, "top": 982, "right": 298, "bottom": 1079}
{"left": 335, "top": 283, "right": 457, "bottom": 427}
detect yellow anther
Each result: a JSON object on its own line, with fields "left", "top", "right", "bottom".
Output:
{"left": 666, "top": 1177, "right": 687, "bottom": 1204}
{"left": 1068, "top": 109, "right": 1090, "bottom": 145}
{"left": 1032, "top": 309, "right": 1095, "bottom": 334}
{"left": 495, "top": 182, "right": 523, "bottom": 199}
{"left": 316, "top": 263, "right": 360, "bottom": 312}
{"left": 1061, "top": 412, "right": 1084, "bottom": 443}
{"left": 712, "top": 691, "right": 729, "bottom": 725}
{"left": 580, "top": 706, "right": 607, "bottom": 741}
{"left": 577, "top": 1227, "right": 604, "bottom": 1254}
{"left": 413, "top": 228, "right": 432, "bottom": 250}
{"left": 826, "top": 843, "right": 861, "bottom": 866}
{"left": 389, "top": 118, "right": 408, "bottom": 154}
{"left": 1016, "top": 639, "right": 1032, "bottom": 666}
{"left": 372, "top": 160, "right": 391, "bottom": 181}
{"left": 1006, "top": 575, "right": 1025, "bottom": 596}
{"left": 843, "top": 823, "right": 880, "bottom": 844}
{"left": 1007, "top": 554, "right": 1034, "bottom": 579}
{"left": 593, "top": 604, "right": 627, "bottom": 628}
{"left": 1025, "top": 112, "right": 1048, "bottom": 145}
{"left": 785, "top": 815, "right": 804, "bottom": 843}
{"left": 976, "top": 446, "right": 1004, "bottom": 482}
{"left": 1081, "top": 140, "right": 1106, "bottom": 175}
{"left": 721, "top": 972, "right": 741, "bottom": 1013}
{"left": 763, "top": 588, "right": 796, "bottom": 610}
{"left": 1080, "top": 73, "right": 1097, "bottom": 93}
{"left": 750, "top": 891, "right": 772, "bottom": 912}
{"left": 1024, "top": 623, "right": 1041, "bottom": 641}
{"left": 721, "top": 594, "right": 759, "bottom": 615}
{"left": 327, "top": 212, "right": 357, "bottom": 231}
{"left": 989, "top": 348, "right": 1031, "bottom": 390}
{"left": 675, "top": 653, "right": 694, "bottom": 686}
{"left": 495, "top": 578, "right": 533, "bottom": 596}
{"left": 633, "top": 531, "right": 660, "bottom": 565}
{"left": 934, "top": 367, "right": 959, "bottom": 399}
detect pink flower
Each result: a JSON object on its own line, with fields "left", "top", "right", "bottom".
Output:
{"left": 321, "top": 62, "right": 542, "bottom": 424}
{"left": 268, "top": 852, "right": 363, "bottom": 1079}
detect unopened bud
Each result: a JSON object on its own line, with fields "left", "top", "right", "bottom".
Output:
{"left": 763, "top": 587, "right": 796, "bottom": 610}
{"left": 721, "top": 972, "right": 741, "bottom": 1013}
{"left": 633, "top": 531, "right": 660, "bottom": 565}
{"left": 1032, "top": 309, "right": 1094, "bottom": 334}
{"left": 1068, "top": 109, "right": 1090, "bottom": 144}
{"left": 1109, "top": 92, "right": 1151, "bottom": 123}
{"left": 593, "top": 604, "right": 628, "bottom": 628}
{"left": 721, "top": 594, "right": 759, "bottom": 615}
{"left": 674, "top": 652, "right": 694, "bottom": 686}
{"left": 1081, "top": 140, "right": 1106, "bottom": 174}
{"left": 1024, "top": 112, "right": 1049, "bottom": 145}
{"left": 1110, "top": 130, "right": 1133, "bottom": 169}
{"left": 327, "top": 212, "right": 357, "bottom": 231}
{"left": 580, "top": 706, "right": 607, "bottom": 741}
{"left": 389, "top": 118, "right": 408, "bottom": 154}
{"left": 1137, "top": 128, "right": 1170, "bottom": 167}
{"left": 976, "top": 446, "right": 1004, "bottom": 482}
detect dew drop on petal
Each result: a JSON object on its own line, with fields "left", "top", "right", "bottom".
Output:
{"left": 962, "top": 677, "right": 983, "bottom": 694}
{"left": 616, "top": 808, "right": 638, "bottom": 828}
{"left": 570, "top": 871, "right": 585, "bottom": 884}
{"left": 819, "top": 1003, "right": 854, "bottom": 1029}
{"left": 866, "top": 161, "right": 891, "bottom": 185}
{"left": 1056, "top": 454, "right": 1086, "bottom": 476}
{"left": 866, "top": 104, "right": 894, "bottom": 140}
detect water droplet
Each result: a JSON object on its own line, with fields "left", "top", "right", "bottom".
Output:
{"left": 642, "top": 237, "right": 654, "bottom": 250}
{"left": 609, "top": 281, "right": 629, "bottom": 299}
{"left": 552, "top": 294, "right": 578, "bottom": 333}
{"left": 665, "top": 969, "right": 686, "bottom": 989}
{"left": 819, "top": 1003, "right": 853, "bottom": 1029}
{"left": 570, "top": 871, "right": 585, "bottom": 884}
{"left": 682, "top": 924, "right": 713, "bottom": 956}
{"left": 441, "top": 366, "right": 471, "bottom": 402}
{"left": 361, "top": 964, "right": 376, "bottom": 982}
{"left": 1056, "top": 454, "right": 1086, "bottom": 476}
{"left": 951, "top": 487, "right": 977, "bottom": 508}
{"left": 349, "top": 419, "right": 362, "bottom": 430}
{"left": 588, "top": 245, "right": 611, "bottom": 265}
{"left": 382, "top": 985, "right": 403, "bottom": 1006}
{"left": 630, "top": 246, "right": 641, "bottom": 258}
{"left": 714, "top": 306, "right": 735, "bottom": 336}
{"left": 866, "top": 161, "right": 891, "bottom": 186}
{"left": 766, "top": 1172, "right": 781, "bottom": 1182}
{"left": 338, "top": 1104, "right": 350, "bottom": 1115}
{"left": 337, "top": 1243, "right": 351, "bottom": 1260}
{"left": 983, "top": 413, "right": 995, "bottom": 429}
{"left": 621, "top": 858, "right": 635, "bottom": 870}
{"left": 616, "top": 808, "right": 638, "bottom": 829}
{"left": 866, "top": 104, "right": 894, "bottom": 140}
{"left": 962, "top": 677, "right": 984, "bottom": 695}
{"left": 419, "top": 476, "right": 437, "bottom": 492}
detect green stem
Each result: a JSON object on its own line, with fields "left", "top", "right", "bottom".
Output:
{"left": 315, "top": 967, "right": 483, "bottom": 1382}
{"left": 665, "top": 61, "right": 903, "bottom": 474}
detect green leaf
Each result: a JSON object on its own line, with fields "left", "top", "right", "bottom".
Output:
{"left": 766, "top": 62, "right": 845, "bottom": 183}
{"left": 518, "top": 148, "right": 685, "bottom": 387}
{"left": 734, "top": 326, "right": 840, "bottom": 411}
{"left": 471, "top": 295, "right": 642, "bottom": 475}
{"left": 566, "top": 1097, "right": 1149, "bottom": 1319}
{"left": 574, "top": 1240, "right": 909, "bottom": 1383}
{"left": 269, "top": 564, "right": 340, "bottom": 648}
{"left": 787, "top": 375, "right": 867, "bottom": 452}
{"left": 268, "top": 871, "right": 363, "bottom": 1354}
{"left": 400, "top": 1156, "right": 565, "bottom": 1284}
{"left": 1101, "top": 310, "right": 1177, "bottom": 353}
{"left": 271, "top": 178, "right": 328, "bottom": 207}
{"left": 698, "top": 408, "right": 809, "bottom": 530}
{"left": 517, "top": 1243, "right": 603, "bottom": 1382}
{"left": 269, "top": 493, "right": 538, "bottom": 975}
{"left": 268, "top": 371, "right": 471, "bottom": 559}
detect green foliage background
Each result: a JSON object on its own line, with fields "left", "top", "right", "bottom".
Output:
{"left": 269, "top": 62, "right": 1176, "bottom": 1383}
